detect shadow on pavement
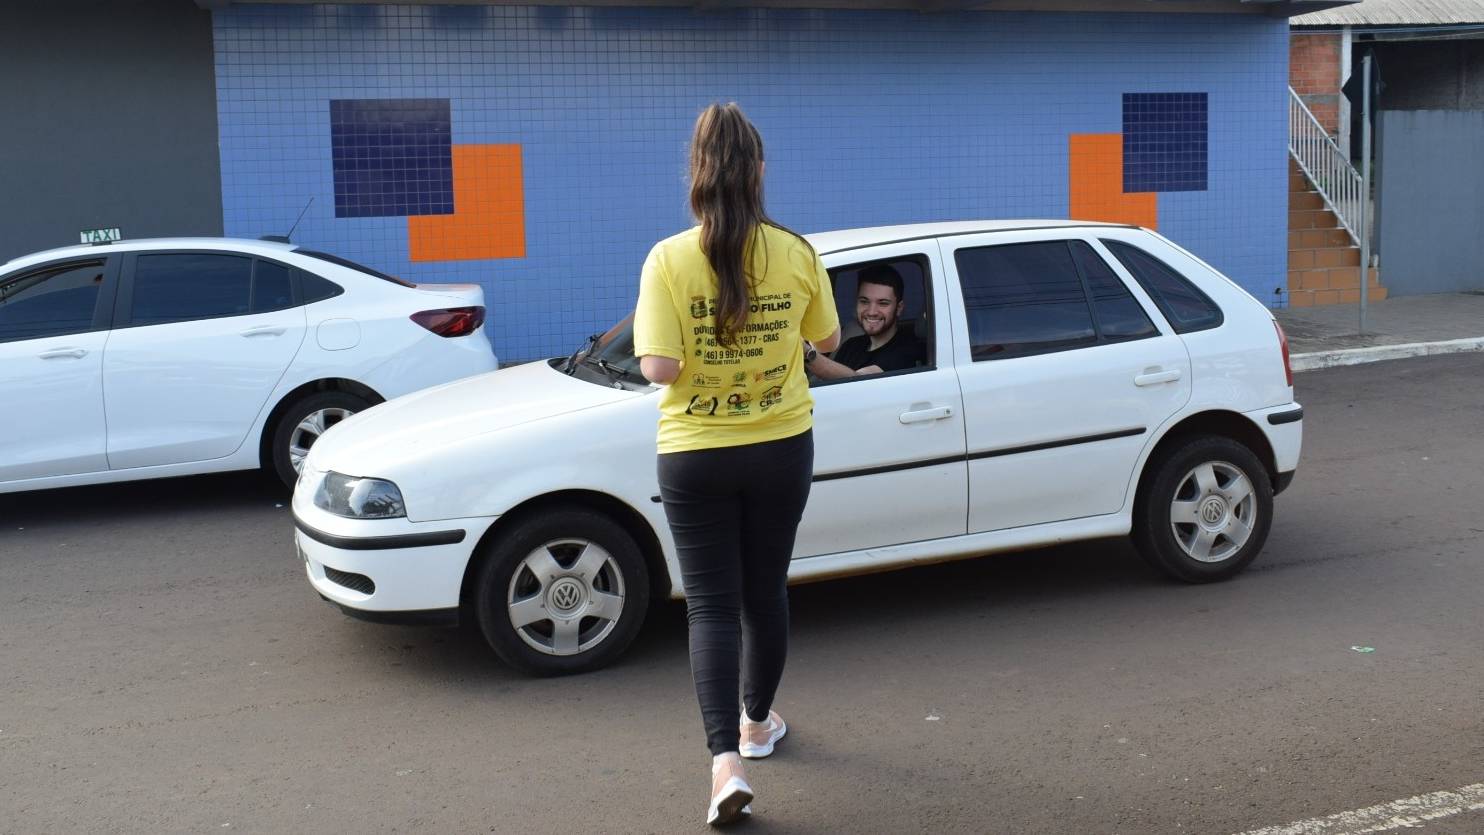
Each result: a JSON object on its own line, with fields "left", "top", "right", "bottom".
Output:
{"left": 1, "top": 470, "right": 286, "bottom": 525}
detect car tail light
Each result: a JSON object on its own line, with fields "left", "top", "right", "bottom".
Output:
{"left": 1274, "top": 320, "right": 1293, "bottom": 387}
{"left": 411, "top": 306, "right": 484, "bottom": 338}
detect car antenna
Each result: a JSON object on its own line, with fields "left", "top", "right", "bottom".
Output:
{"left": 260, "top": 197, "right": 313, "bottom": 244}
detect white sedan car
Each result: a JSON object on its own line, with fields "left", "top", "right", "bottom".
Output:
{"left": 294, "top": 221, "right": 1302, "bottom": 675}
{"left": 0, "top": 237, "right": 497, "bottom": 493}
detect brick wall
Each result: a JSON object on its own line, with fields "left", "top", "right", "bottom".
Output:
{"left": 1291, "top": 32, "right": 1343, "bottom": 133}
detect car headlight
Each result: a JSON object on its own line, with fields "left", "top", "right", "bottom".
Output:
{"left": 313, "top": 472, "right": 406, "bottom": 519}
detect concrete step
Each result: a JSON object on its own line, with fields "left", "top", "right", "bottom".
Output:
{"left": 1290, "top": 247, "right": 1362, "bottom": 270}
{"left": 1287, "top": 285, "right": 1388, "bottom": 307}
{"left": 1290, "top": 191, "right": 1327, "bottom": 211}
{"left": 1289, "top": 228, "right": 1353, "bottom": 249}
{"left": 1289, "top": 208, "right": 1341, "bottom": 230}
{"left": 1288, "top": 266, "right": 1381, "bottom": 292}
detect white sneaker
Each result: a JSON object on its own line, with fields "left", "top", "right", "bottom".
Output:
{"left": 739, "top": 709, "right": 787, "bottom": 759}
{"left": 707, "top": 757, "right": 754, "bottom": 826}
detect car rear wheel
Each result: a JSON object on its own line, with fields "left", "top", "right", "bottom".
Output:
{"left": 473, "top": 508, "right": 650, "bottom": 675}
{"left": 270, "top": 391, "right": 371, "bottom": 488}
{"left": 1133, "top": 435, "right": 1274, "bottom": 583}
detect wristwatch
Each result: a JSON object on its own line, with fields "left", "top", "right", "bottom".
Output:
{"left": 804, "top": 343, "right": 818, "bottom": 365}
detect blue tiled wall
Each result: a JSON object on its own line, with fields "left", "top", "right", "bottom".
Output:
{"left": 214, "top": 4, "right": 1289, "bottom": 361}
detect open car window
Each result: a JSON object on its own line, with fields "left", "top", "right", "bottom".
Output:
{"left": 812, "top": 254, "right": 936, "bottom": 386}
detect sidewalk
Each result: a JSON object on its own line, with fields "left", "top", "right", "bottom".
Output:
{"left": 1275, "top": 292, "right": 1484, "bottom": 370}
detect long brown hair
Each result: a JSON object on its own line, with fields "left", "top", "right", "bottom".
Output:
{"left": 688, "top": 103, "right": 805, "bottom": 348}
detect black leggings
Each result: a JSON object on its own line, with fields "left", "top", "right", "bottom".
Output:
{"left": 657, "top": 429, "right": 814, "bottom": 756}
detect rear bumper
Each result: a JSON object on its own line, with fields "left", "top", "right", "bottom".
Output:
{"left": 1247, "top": 402, "right": 1303, "bottom": 474}
{"left": 1245, "top": 403, "right": 1302, "bottom": 498}
{"left": 361, "top": 330, "right": 498, "bottom": 401}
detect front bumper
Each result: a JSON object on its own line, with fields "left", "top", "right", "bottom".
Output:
{"left": 292, "top": 503, "right": 494, "bottom": 615}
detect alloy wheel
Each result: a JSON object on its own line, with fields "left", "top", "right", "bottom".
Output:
{"left": 288, "top": 407, "right": 355, "bottom": 474}
{"left": 506, "top": 538, "right": 627, "bottom": 656}
{"left": 1169, "top": 461, "right": 1257, "bottom": 563}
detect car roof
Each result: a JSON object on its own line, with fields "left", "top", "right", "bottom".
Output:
{"left": 1, "top": 237, "right": 299, "bottom": 272}
{"left": 806, "top": 219, "right": 1135, "bottom": 255}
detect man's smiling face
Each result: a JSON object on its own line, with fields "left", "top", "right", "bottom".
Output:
{"left": 856, "top": 280, "right": 902, "bottom": 338}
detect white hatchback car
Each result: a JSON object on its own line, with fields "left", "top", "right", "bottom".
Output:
{"left": 294, "top": 221, "right": 1302, "bottom": 675}
{"left": 0, "top": 237, "right": 497, "bottom": 493}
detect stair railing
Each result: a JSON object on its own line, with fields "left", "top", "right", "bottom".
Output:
{"left": 1289, "top": 86, "right": 1363, "bottom": 245}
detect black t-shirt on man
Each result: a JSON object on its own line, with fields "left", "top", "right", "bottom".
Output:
{"left": 831, "top": 328, "right": 927, "bottom": 373}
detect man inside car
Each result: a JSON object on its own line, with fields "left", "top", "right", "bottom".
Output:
{"left": 805, "top": 263, "right": 926, "bottom": 379}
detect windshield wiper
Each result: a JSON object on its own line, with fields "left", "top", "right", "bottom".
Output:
{"left": 563, "top": 333, "right": 600, "bottom": 375}
{"left": 588, "top": 355, "right": 647, "bottom": 386}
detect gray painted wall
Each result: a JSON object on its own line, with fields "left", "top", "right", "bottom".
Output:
{"left": 1372, "top": 40, "right": 1484, "bottom": 111}
{"left": 1378, "top": 109, "right": 1484, "bottom": 296}
{"left": 0, "top": 0, "right": 222, "bottom": 263}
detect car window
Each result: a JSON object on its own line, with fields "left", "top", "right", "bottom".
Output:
{"left": 295, "top": 249, "right": 415, "bottom": 288}
{"left": 299, "top": 270, "right": 344, "bottom": 304}
{"left": 815, "top": 255, "right": 934, "bottom": 384}
{"left": 1101, "top": 240, "right": 1222, "bottom": 333}
{"left": 131, "top": 253, "right": 254, "bottom": 326}
{"left": 955, "top": 241, "right": 1097, "bottom": 361}
{"left": 1069, "top": 241, "right": 1159, "bottom": 342}
{"left": 0, "top": 260, "right": 106, "bottom": 343}
{"left": 251, "top": 260, "right": 294, "bottom": 313}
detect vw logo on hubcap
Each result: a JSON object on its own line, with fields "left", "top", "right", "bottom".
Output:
{"left": 1200, "top": 496, "right": 1228, "bottom": 527}
{"left": 548, "top": 578, "right": 585, "bottom": 613}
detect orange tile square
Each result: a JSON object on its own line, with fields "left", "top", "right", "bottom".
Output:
{"left": 409, "top": 144, "right": 525, "bottom": 262}
{"left": 1069, "top": 134, "right": 1157, "bottom": 230}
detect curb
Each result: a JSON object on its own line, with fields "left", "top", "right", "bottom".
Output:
{"left": 1292, "top": 336, "right": 1484, "bottom": 372}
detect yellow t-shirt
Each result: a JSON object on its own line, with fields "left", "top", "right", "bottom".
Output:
{"left": 634, "top": 224, "right": 840, "bottom": 454}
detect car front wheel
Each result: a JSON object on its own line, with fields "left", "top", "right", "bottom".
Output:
{"left": 1133, "top": 435, "right": 1274, "bottom": 583}
{"left": 473, "top": 508, "right": 650, "bottom": 675}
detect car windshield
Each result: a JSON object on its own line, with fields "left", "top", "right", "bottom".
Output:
{"left": 565, "top": 314, "right": 648, "bottom": 389}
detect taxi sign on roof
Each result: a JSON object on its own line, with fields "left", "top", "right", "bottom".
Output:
{"left": 80, "top": 227, "right": 121, "bottom": 244}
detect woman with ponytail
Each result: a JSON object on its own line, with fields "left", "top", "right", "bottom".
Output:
{"left": 634, "top": 103, "right": 841, "bottom": 826}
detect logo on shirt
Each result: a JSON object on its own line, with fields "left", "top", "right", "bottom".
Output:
{"left": 726, "top": 391, "right": 752, "bottom": 416}
{"left": 685, "top": 395, "right": 719, "bottom": 416}
{"left": 755, "top": 363, "right": 787, "bottom": 382}
{"left": 759, "top": 386, "right": 784, "bottom": 412}
{"left": 689, "top": 296, "right": 711, "bottom": 319}
{"left": 691, "top": 372, "right": 721, "bottom": 389}
{"left": 731, "top": 371, "right": 748, "bottom": 388}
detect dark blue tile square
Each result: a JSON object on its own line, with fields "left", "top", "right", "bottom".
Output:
{"left": 330, "top": 98, "right": 454, "bottom": 218}
{"left": 1122, "top": 92, "right": 1207, "bottom": 193}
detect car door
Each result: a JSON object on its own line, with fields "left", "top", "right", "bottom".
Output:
{"left": 0, "top": 256, "right": 117, "bottom": 482}
{"left": 794, "top": 241, "right": 968, "bottom": 558}
{"left": 942, "top": 231, "right": 1192, "bottom": 533}
{"left": 103, "top": 251, "right": 308, "bottom": 469}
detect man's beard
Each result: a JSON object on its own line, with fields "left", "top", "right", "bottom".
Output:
{"left": 859, "top": 314, "right": 895, "bottom": 336}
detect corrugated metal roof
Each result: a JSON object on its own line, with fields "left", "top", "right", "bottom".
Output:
{"left": 1293, "top": 0, "right": 1484, "bottom": 25}
{"left": 199, "top": 0, "right": 1361, "bottom": 17}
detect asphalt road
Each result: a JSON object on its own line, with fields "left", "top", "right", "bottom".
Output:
{"left": 3, "top": 354, "right": 1482, "bottom": 834}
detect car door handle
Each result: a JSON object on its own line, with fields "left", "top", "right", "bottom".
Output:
{"left": 240, "top": 325, "right": 286, "bottom": 338}
{"left": 1134, "top": 369, "right": 1182, "bottom": 387}
{"left": 899, "top": 405, "right": 954, "bottom": 424}
{"left": 38, "top": 347, "right": 88, "bottom": 360}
